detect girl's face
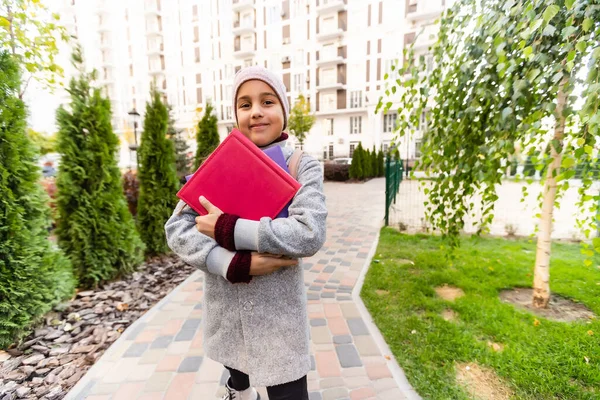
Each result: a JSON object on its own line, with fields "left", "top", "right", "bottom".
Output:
{"left": 236, "top": 80, "right": 285, "bottom": 147}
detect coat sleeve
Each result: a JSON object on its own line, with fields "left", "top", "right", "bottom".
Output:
{"left": 233, "top": 155, "right": 327, "bottom": 258}
{"left": 165, "top": 201, "right": 235, "bottom": 280}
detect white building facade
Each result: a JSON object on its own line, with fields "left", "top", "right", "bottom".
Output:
{"left": 58, "top": 0, "right": 445, "bottom": 167}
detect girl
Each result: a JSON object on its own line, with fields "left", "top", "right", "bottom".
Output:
{"left": 165, "top": 66, "right": 327, "bottom": 400}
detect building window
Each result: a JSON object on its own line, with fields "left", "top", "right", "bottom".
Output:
{"left": 224, "top": 64, "right": 233, "bottom": 79}
{"left": 383, "top": 142, "right": 390, "bottom": 153}
{"left": 244, "top": 58, "right": 253, "bottom": 67}
{"left": 323, "top": 118, "right": 333, "bottom": 136}
{"left": 293, "top": 73, "right": 304, "bottom": 92}
{"left": 196, "top": 73, "right": 201, "bottom": 84}
{"left": 194, "top": 26, "right": 199, "bottom": 42}
{"left": 383, "top": 113, "right": 397, "bottom": 133}
{"left": 426, "top": 54, "right": 434, "bottom": 73}
{"left": 328, "top": 144, "right": 334, "bottom": 159}
{"left": 195, "top": 47, "right": 200, "bottom": 63}
{"left": 350, "top": 116, "right": 362, "bottom": 134}
{"left": 196, "top": 87, "right": 202, "bottom": 104}
{"left": 350, "top": 90, "right": 362, "bottom": 108}
{"left": 321, "top": 92, "right": 336, "bottom": 111}
{"left": 225, "top": 106, "right": 233, "bottom": 120}
{"left": 415, "top": 138, "right": 423, "bottom": 158}
{"left": 419, "top": 109, "right": 429, "bottom": 131}
{"left": 129, "top": 64, "right": 133, "bottom": 77}
{"left": 349, "top": 142, "right": 358, "bottom": 158}
{"left": 294, "top": 49, "right": 304, "bottom": 65}
{"left": 224, "top": 85, "right": 232, "bottom": 101}
{"left": 323, "top": 147, "right": 327, "bottom": 160}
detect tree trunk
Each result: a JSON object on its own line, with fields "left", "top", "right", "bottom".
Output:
{"left": 532, "top": 78, "right": 568, "bottom": 309}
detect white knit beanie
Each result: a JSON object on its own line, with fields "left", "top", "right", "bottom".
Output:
{"left": 232, "top": 66, "right": 290, "bottom": 131}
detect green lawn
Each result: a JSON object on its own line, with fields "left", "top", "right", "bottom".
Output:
{"left": 361, "top": 229, "right": 600, "bottom": 399}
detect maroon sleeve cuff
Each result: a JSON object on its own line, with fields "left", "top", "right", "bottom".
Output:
{"left": 215, "top": 213, "right": 240, "bottom": 251}
{"left": 226, "top": 251, "right": 252, "bottom": 283}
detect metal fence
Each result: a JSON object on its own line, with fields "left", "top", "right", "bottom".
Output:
{"left": 385, "top": 174, "right": 600, "bottom": 240}
{"left": 384, "top": 155, "right": 403, "bottom": 226}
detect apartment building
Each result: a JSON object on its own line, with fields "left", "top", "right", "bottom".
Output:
{"left": 58, "top": 0, "right": 445, "bottom": 167}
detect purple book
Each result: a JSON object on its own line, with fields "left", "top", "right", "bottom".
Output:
{"left": 185, "top": 146, "right": 291, "bottom": 218}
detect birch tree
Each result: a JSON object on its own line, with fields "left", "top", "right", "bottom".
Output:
{"left": 379, "top": 0, "right": 600, "bottom": 308}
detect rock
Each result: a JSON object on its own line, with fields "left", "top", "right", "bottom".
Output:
{"left": 4, "top": 349, "right": 22, "bottom": 357}
{"left": 44, "top": 373, "right": 57, "bottom": 385}
{"left": 31, "top": 377, "right": 43, "bottom": 385}
{"left": 45, "top": 385, "right": 63, "bottom": 400}
{"left": 4, "top": 371, "right": 27, "bottom": 383}
{"left": 43, "top": 330, "right": 62, "bottom": 341}
{"left": 71, "top": 345, "right": 96, "bottom": 354}
{"left": 0, "top": 381, "right": 18, "bottom": 394}
{"left": 21, "top": 354, "right": 44, "bottom": 366}
{"left": 76, "top": 291, "right": 95, "bottom": 298}
{"left": 71, "top": 327, "right": 81, "bottom": 335}
{"left": 33, "top": 328, "right": 50, "bottom": 338}
{"left": 34, "top": 368, "right": 50, "bottom": 376}
{"left": 30, "top": 345, "right": 49, "bottom": 355}
{"left": 48, "top": 347, "right": 69, "bottom": 357}
{"left": 66, "top": 313, "right": 80, "bottom": 322}
{"left": 53, "top": 334, "right": 72, "bottom": 344}
{"left": 1, "top": 393, "right": 16, "bottom": 400}
{"left": 18, "top": 338, "right": 39, "bottom": 350}
{"left": 14, "top": 387, "right": 30, "bottom": 398}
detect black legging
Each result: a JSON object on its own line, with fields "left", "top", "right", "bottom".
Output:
{"left": 226, "top": 366, "right": 308, "bottom": 400}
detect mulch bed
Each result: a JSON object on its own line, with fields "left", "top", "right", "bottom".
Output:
{"left": 0, "top": 254, "right": 195, "bottom": 400}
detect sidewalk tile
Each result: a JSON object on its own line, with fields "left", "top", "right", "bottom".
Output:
{"left": 164, "top": 372, "right": 195, "bottom": 400}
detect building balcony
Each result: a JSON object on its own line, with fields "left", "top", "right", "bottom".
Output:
{"left": 232, "top": 0, "right": 254, "bottom": 12}
{"left": 316, "top": 0, "right": 346, "bottom": 15}
{"left": 146, "top": 24, "right": 162, "bottom": 36}
{"left": 316, "top": 55, "right": 345, "bottom": 67}
{"left": 147, "top": 43, "right": 165, "bottom": 56}
{"left": 99, "top": 41, "right": 111, "bottom": 50}
{"left": 233, "top": 47, "right": 256, "bottom": 58}
{"left": 149, "top": 67, "right": 165, "bottom": 76}
{"left": 316, "top": 28, "right": 344, "bottom": 42}
{"left": 316, "top": 81, "right": 346, "bottom": 91}
{"left": 100, "top": 59, "right": 114, "bottom": 68}
{"left": 406, "top": 1, "right": 444, "bottom": 22}
{"left": 98, "top": 24, "right": 110, "bottom": 33}
{"left": 145, "top": 5, "right": 161, "bottom": 16}
{"left": 232, "top": 22, "right": 255, "bottom": 36}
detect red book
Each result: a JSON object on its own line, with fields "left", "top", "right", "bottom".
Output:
{"left": 177, "top": 129, "right": 301, "bottom": 221}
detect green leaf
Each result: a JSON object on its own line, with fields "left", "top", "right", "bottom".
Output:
{"left": 562, "top": 157, "right": 575, "bottom": 169}
{"left": 542, "top": 5, "right": 560, "bottom": 23}
{"left": 502, "top": 107, "right": 513, "bottom": 121}
{"left": 384, "top": 73, "right": 389, "bottom": 80}
{"left": 565, "top": 0, "right": 575, "bottom": 9}
{"left": 0, "top": 16, "right": 10, "bottom": 28}
{"left": 523, "top": 46, "right": 533, "bottom": 57}
{"left": 576, "top": 41, "right": 587, "bottom": 53}
{"left": 582, "top": 18, "right": 593, "bottom": 32}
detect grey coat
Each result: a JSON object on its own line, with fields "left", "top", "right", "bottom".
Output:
{"left": 164, "top": 141, "right": 327, "bottom": 387}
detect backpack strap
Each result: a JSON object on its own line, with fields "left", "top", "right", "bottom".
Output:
{"left": 288, "top": 149, "right": 304, "bottom": 181}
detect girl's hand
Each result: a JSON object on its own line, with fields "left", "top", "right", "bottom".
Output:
{"left": 195, "top": 196, "right": 223, "bottom": 239}
{"left": 249, "top": 252, "right": 298, "bottom": 276}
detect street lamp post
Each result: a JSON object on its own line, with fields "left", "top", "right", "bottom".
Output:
{"left": 128, "top": 108, "right": 141, "bottom": 168}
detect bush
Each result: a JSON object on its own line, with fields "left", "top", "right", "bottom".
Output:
{"left": 350, "top": 143, "right": 365, "bottom": 180}
{"left": 55, "top": 49, "right": 144, "bottom": 288}
{"left": 137, "top": 87, "right": 180, "bottom": 256}
{"left": 194, "top": 102, "right": 220, "bottom": 169}
{"left": 0, "top": 51, "right": 75, "bottom": 347}
{"left": 324, "top": 163, "right": 350, "bottom": 181}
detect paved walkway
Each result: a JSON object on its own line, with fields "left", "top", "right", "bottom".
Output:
{"left": 66, "top": 178, "right": 419, "bottom": 400}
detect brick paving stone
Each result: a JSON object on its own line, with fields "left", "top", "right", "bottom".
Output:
{"left": 90, "top": 383, "right": 121, "bottom": 395}
{"left": 139, "top": 349, "right": 166, "bottom": 365}
{"left": 322, "top": 387, "right": 349, "bottom": 400}
{"left": 308, "top": 392, "right": 322, "bottom": 400}
{"left": 174, "top": 328, "right": 196, "bottom": 341}
{"left": 321, "top": 292, "right": 335, "bottom": 298}
{"left": 373, "top": 378, "right": 398, "bottom": 392}
{"left": 310, "top": 318, "right": 327, "bottom": 327}
{"left": 319, "top": 377, "right": 345, "bottom": 389}
{"left": 335, "top": 344, "right": 363, "bottom": 368}
{"left": 328, "top": 317, "right": 350, "bottom": 336}
{"left": 142, "top": 371, "right": 173, "bottom": 393}
{"left": 160, "top": 320, "right": 184, "bottom": 336}
{"left": 134, "top": 329, "right": 160, "bottom": 344}
{"left": 345, "top": 376, "right": 372, "bottom": 389}
{"left": 365, "top": 362, "right": 392, "bottom": 380}
{"left": 324, "top": 304, "right": 342, "bottom": 318}
{"left": 349, "top": 387, "right": 377, "bottom": 400}
{"left": 123, "top": 342, "right": 149, "bottom": 358}
{"left": 137, "top": 392, "right": 164, "bottom": 400}
{"left": 164, "top": 372, "right": 195, "bottom": 399}
{"left": 112, "top": 382, "right": 144, "bottom": 400}
{"left": 150, "top": 335, "right": 173, "bottom": 350}
{"left": 177, "top": 356, "right": 203, "bottom": 372}
{"left": 103, "top": 358, "right": 140, "bottom": 384}
{"left": 315, "top": 351, "right": 341, "bottom": 377}
{"left": 333, "top": 335, "right": 352, "bottom": 344}
{"left": 340, "top": 303, "right": 361, "bottom": 319}
{"left": 166, "top": 340, "right": 191, "bottom": 355}
{"left": 156, "top": 355, "right": 182, "bottom": 372}
{"left": 354, "top": 336, "right": 380, "bottom": 356}
{"left": 127, "top": 364, "right": 156, "bottom": 381}
{"left": 307, "top": 293, "right": 320, "bottom": 300}
{"left": 341, "top": 367, "right": 367, "bottom": 378}
{"left": 323, "top": 266, "right": 336, "bottom": 273}
{"left": 347, "top": 319, "right": 369, "bottom": 336}
{"left": 311, "top": 326, "right": 332, "bottom": 344}
{"left": 85, "top": 396, "right": 111, "bottom": 400}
